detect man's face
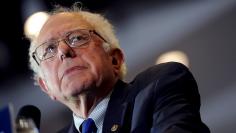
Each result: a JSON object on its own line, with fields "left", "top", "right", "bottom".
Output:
{"left": 36, "top": 13, "right": 121, "bottom": 104}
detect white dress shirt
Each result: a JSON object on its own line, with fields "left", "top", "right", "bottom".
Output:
{"left": 73, "top": 93, "right": 111, "bottom": 133}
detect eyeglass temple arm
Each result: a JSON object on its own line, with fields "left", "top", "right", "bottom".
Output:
{"left": 92, "top": 31, "right": 107, "bottom": 43}
{"left": 32, "top": 53, "right": 40, "bottom": 66}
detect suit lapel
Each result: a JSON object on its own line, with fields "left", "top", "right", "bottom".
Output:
{"left": 66, "top": 80, "right": 133, "bottom": 133}
{"left": 67, "top": 120, "right": 79, "bottom": 133}
{"left": 102, "top": 80, "right": 133, "bottom": 133}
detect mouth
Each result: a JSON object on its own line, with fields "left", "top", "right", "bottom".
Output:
{"left": 62, "top": 66, "right": 87, "bottom": 78}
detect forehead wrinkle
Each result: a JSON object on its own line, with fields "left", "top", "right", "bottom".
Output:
{"left": 36, "top": 12, "right": 93, "bottom": 46}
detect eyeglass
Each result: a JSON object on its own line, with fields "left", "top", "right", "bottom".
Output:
{"left": 32, "top": 29, "right": 107, "bottom": 65}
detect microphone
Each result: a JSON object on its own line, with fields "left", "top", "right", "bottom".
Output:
{"left": 16, "top": 105, "right": 41, "bottom": 130}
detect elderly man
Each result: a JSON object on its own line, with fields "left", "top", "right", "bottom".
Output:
{"left": 28, "top": 5, "right": 210, "bottom": 133}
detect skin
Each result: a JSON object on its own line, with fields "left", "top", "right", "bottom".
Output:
{"left": 36, "top": 12, "right": 124, "bottom": 118}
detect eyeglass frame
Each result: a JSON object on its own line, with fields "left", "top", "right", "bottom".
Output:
{"left": 32, "top": 29, "right": 107, "bottom": 65}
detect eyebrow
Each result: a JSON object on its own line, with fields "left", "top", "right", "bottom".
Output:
{"left": 39, "top": 29, "right": 72, "bottom": 45}
{"left": 38, "top": 36, "right": 58, "bottom": 46}
{"left": 39, "top": 28, "right": 95, "bottom": 45}
{"left": 43, "top": 29, "right": 79, "bottom": 43}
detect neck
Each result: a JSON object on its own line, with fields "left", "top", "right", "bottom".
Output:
{"left": 68, "top": 78, "right": 118, "bottom": 118}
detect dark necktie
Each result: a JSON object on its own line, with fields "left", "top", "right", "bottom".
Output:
{"left": 81, "top": 118, "right": 97, "bottom": 133}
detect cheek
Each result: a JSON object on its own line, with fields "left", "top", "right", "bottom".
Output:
{"left": 41, "top": 62, "right": 61, "bottom": 90}
{"left": 83, "top": 52, "right": 113, "bottom": 81}
{"left": 83, "top": 54, "right": 104, "bottom": 76}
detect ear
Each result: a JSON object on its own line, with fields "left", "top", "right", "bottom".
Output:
{"left": 37, "top": 77, "right": 49, "bottom": 93}
{"left": 37, "top": 77, "right": 57, "bottom": 100}
{"left": 109, "top": 48, "right": 124, "bottom": 76}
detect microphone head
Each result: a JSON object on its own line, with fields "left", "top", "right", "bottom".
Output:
{"left": 17, "top": 105, "right": 41, "bottom": 130}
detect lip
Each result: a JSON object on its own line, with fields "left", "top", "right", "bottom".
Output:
{"left": 62, "top": 66, "right": 87, "bottom": 78}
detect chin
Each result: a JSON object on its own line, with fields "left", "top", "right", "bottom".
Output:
{"left": 64, "top": 94, "right": 80, "bottom": 101}
{"left": 64, "top": 84, "right": 83, "bottom": 95}
{"left": 64, "top": 80, "right": 93, "bottom": 95}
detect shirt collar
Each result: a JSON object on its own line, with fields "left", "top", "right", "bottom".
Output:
{"left": 73, "top": 92, "right": 112, "bottom": 133}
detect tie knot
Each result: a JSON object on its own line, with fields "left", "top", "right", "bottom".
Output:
{"left": 81, "top": 118, "right": 97, "bottom": 133}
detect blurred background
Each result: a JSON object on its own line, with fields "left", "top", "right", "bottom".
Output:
{"left": 0, "top": 0, "right": 236, "bottom": 132}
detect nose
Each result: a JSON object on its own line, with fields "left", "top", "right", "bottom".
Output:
{"left": 57, "top": 40, "right": 76, "bottom": 61}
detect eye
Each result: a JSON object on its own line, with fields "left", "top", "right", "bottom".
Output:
{"left": 42, "top": 43, "right": 57, "bottom": 58}
{"left": 68, "top": 34, "right": 89, "bottom": 46}
{"left": 70, "top": 35, "right": 82, "bottom": 43}
{"left": 46, "top": 44, "right": 57, "bottom": 53}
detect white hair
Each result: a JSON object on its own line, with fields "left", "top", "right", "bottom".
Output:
{"left": 27, "top": 4, "right": 127, "bottom": 84}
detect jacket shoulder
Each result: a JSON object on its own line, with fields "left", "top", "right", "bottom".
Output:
{"left": 130, "top": 62, "right": 191, "bottom": 87}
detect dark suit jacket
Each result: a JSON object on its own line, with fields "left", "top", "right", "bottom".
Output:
{"left": 58, "top": 62, "right": 210, "bottom": 133}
